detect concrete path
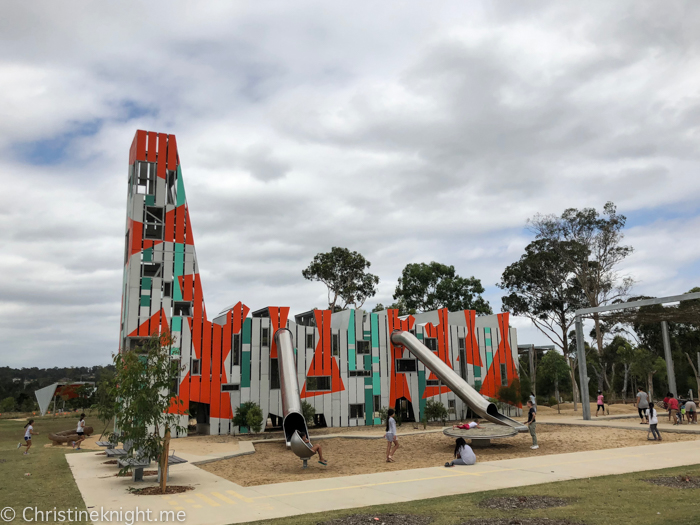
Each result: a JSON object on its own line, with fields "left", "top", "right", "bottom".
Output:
{"left": 68, "top": 439, "right": 700, "bottom": 525}
{"left": 538, "top": 415, "right": 700, "bottom": 434}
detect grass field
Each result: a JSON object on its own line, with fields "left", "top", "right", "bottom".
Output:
{"left": 254, "top": 464, "right": 700, "bottom": 525}
{"left": 0, "top": 416, "right": 91, "bottom": 524}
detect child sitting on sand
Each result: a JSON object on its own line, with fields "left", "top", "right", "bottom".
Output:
{"left": 452, "top": 420, "right": 482, "bottom": 430}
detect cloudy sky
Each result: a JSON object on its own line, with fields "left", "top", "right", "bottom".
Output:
{"left": 2, "top": 1, "right": 700, "bottom": 368}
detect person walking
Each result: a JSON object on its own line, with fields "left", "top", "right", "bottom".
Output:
{"left": 444, "top": 437, "right": 476, "bottom": 467}
{"left": 595, "top": 391, "right": 606, "bottom": 417}
{"left": 668, "top": 394, "right": 680, "bottom": 425}
{"left": 18, "top": 420, "right": 38, "bottom": 455}
{"left": 635, "top": 387, "right": 650, "bottom": 424}
{"left": 525, "top": 400, "right": 538, "bottom": 449}
{"left": 72, "top": 413, "right": 87, "bottom": 450}
{"left": 647, "top": 402, "right": 661, "bottom": 441}
{"left": 385, "top": 408, "right": 400, "bottom": 462}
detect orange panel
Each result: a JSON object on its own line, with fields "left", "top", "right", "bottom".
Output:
{"left": 135, "top": 130, "right": 147, "bottom": 162}
{"left": 185, "top": 207, "right": 195, "bottom": 245}
{"left": 210, "top": 325, "right": 222, "bottom": 417}
{"left": 175, "top": 206, "right": 185, "bottom": 244}
{"left": 157, "top": 134, "right": 167, "bottom": 179}
{"left": 201, "top": 321, "right": 212, "bottom": 404}
{"left": 167, "top": 134, "right": 178, "bottom": 170}
{"left": 164, "top": 209, "right": 175, "bottom": 243}
{"left": 147, "top": 132, "right": 157, "bottom": 162}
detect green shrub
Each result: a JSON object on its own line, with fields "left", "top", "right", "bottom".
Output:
{"left": 378, "top": 406, "right": 389, "bottom": 424}
{"left": 548, "top": 396, "right": 558, "bottom": 407}
{"left": 424, "top": 399, "right": 448, "bottom": 422}
{"left": 233, "top": 401, "right": 259, "bottom": 428}
{"left": 246, "top": 404, "right": 264, "bottom": 433}
{"left": 301, "top": 401, "right": 316, "bottom": 425}
{"left": 536, "top": 395, "right": 546, "bottom": 406}
{"left": 497, "top": 378, "right": 521, "bottom": 406}
{"left": 0, "top": 397, "right": 16, "bottom": 413}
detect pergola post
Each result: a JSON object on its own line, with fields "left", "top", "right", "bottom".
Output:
{"left": 661, "top": 321, "right": 677, "bottom": 398}
{"left": 575, "top": 315, "right": 591, "bottom": 420}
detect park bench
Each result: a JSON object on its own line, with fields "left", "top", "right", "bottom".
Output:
{"left": 96, "top": 441, "right": 115, "bottom": 449}
{"left": 104, "top": 439, "right": 132, "bottom": 458}
{"left": 117, "top": 457, "right": 152, "bottom": 482}
{"left": 158, "top": 452, "right": 188, "bottom": 482}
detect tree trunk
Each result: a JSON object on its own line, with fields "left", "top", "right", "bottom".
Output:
{"left": 569, "top": 358, "right": 579, "bottom": 411}
{"left": 555, "top": 375, "right": 560, "bottom": 414}
{"left": 647, "top": 372, "right": 654, "bottom": 402}
{"left": 684, "top": 353, "right": 700, "bottom": 402}
{"left": 160, "top": 428, "right": 171, "bottom": 494}
{"left": 621, "top": 364, "right": 629, "bottom": 404}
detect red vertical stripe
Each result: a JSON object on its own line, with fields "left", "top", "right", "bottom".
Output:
{"left": 210, "top": 325, "right": 222, "bottom": 418}
{"left": 201, "top": 321, "right": 212, "bottom": 404}
{"left": 167, "top": 134, "right": 178, "bottom": 170}
{"left": 175, "top": 206, "right": 185, "bottom": 244}
{"left": 147, "top": 132, "right": 157, "bottom": 162}
{"left": 157, "top": 134, "right": 167, "bottom": 179}
{"left": 164, "top": 209, "right": 175, "bottom": 243}
{"left": 135, "top": 130, "right": 147, "bottom": 161}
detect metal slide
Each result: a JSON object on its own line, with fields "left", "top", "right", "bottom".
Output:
{"left": 391, "top": 330, "right": 527, "bottom": 432}
{"left": 273, "top": 328, "right": 314, "bottom": 461}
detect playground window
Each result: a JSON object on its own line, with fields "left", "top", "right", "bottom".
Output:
{"left": 270, "top": 358, "right": 280, "bottom": 389}
{"left": 349, "top": 404, "right": 364, "bottom": 419}
{"left": 163, "top": 282, "right": 172, "bottom": 297}
{"left": 425, "top": 338, "right": 438, "bottom": 352}
{"left": 191, "top": 359, "right": 201, "bottom": 375}
{"left": 174, "top": 302, "right": 192, "bottom": 317}
{"left": 348, "top": 370, "right": 371, "bottom": 377}
{"left": 306, "top": 333, "right": 315, "bottom": 349}
{"left": 395, "top": 359, "right": 417, "bottom": 372}
{"left": 373, "top": 395, "right": 381, "bottom": 415}
{"left": 500, "top": 363, "right": 508, "bottom": 386}
{"left": 135, "top": 161, "right": 156, "bottom": 195}
{"left": 142, "top": 262, "right": 162, "bottom": 278}
{"left": 448, "top": 399, "right": 456, "bottom": 413}
{"left": 356, "top": 340, "right": 370, "bottom": 354}
{"left": 261, "top": 327, "right": 269, "bottom": 348}
{"left": 221, "top": 384, "right": 239, "bottom": 392}
{"left": 332, "top": 333, "right": 339, "bottom": 356}
{"left": 306, "top": 376, "right": 331, "bottom": 391}
{"left": 144, "top": 206, "right": 164, "bottom": 240}
{"left": 426, "top": 379, "right": 440, "bottom": 386}
{"left": 458, "top": 337, "right": 465, "bottom": 351}
{"left": 166, "top": 171, "right": 177, "bottom": 205}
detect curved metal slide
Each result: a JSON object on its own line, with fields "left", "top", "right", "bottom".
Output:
{"left": 274, "top": 328, "right": 315, "bottom": 462}
{"left": 391, "top": 330, "right": 527, "bottom": 432}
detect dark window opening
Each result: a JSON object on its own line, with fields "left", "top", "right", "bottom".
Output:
{"left": 232, "top": 333, "right": 241, "bottom": 366}
{"left": 191, "top": 359, "right": 201, "bottom": 375}
{"left": 395, "top": 359, "right": 417, "bottom": 372}
{"left": 448, "top": 399, "right": 456, "bottom": 413}
{"left": 166, "top": 170, "right": 177, "bottom": 205}
{"left": 458, "top": 337, "right": 466, "bottom": 352}
{"left": 349, "top": 404, "right": 364, "bottom": 419}
{"left": 349, "top": 370, "right": 371, "bottom": 377}
{"left": 500, "top": 363, "right": 508, "bottom": 386}
{"left": 373, "top": 395, "right": 381, "bottom": 414}
{"left": 163, "top": 282, "right": 172, "bottom": 297}
{"left": 270, "top": 358, "right": 280, "bottom": 389}
{"left": 124, "top": 232, "right": 130, "bottom": 265}
{"left": 306, "top": 333, "right": 315, "bottom": 349}
{"left": 144, "top": 206, "right": 164, "bottom": 240}
{"left": 135, "top": 162, "right": 156, "bottom": 195}
{"left": 332, "top": 333, "right": 339, "bottom": 356}
{"left": 305, "top": 376, "right": 331, "bottom": 391}
{"left": 356, "top": 340, "right": 370, "bottom": 354}
{"left": 127, "top": 337, "right": 150, "bottom": 353}
{"left": 426, "top": 379, "right": 440, "bottom": 386}
{"left": 425, "top": 338, "right": 438, "bottom": 352}
{"left": 221, "top": 384, "right": 239, "bottom": 392}
{"left": 170, "top": 375, "right": 179, "bottom": 396}
{"left": 142, "top": 263, "right": 162, "bottom": 278}
{"left": 261, "top": 327, "right": 269, "bottom": 347}
{"left": 174, "top": 302, "right": 192, "bottom": 317}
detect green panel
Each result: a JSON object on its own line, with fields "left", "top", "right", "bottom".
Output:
{"left": 176, "top": 165, "right": 187, "bottom": 207}
{"left": 145, "top": 194, "right": 155, "bottom": 206}
{"left": 363, "top": 330, "right": 371, "bottom": 340}
{"left": 141, "top": 277, "right": 152, "bottom": 290}
{"left": 473, "top": 366, "right": 481, "bottom": 378}
{"left": 417, "top": 333, "right": 424, "bottom": 340}
{"left": 374, "top": 417, "right": 381, "bottom": 425}
{"left": 170, "top": 347, "right": 180, "bottom": 356}
{"left": 348, "top": 310, "right": 356, "bottom": 371}
{"left": 171, "top": 316, "right": 182, "bottom": 333}
{"left": 484, "top": 327, "right": 491, "bottom": 333}
{"left": 364, "top": 376, "right": 372, "bottom": 386}
{"left": 142, "top": 248, "right": 152, "bottom": 262}
{"left": 370, "top": 314, "right": 379, "bottom": 348}
{"left": 485, "top": 338, "right": 492, "bottom": 346}
{"left": 140, "top": 295, "right": 151, "bottom": 307}
{"left": 241, "top": 352, "right": 251, "bottom": 388}
{"left": 372, "top": 372, "right": 380, "bottom": 393}
{"left": 486, "top": 353, "right": 493, "bottom": 369}
{"left": 363, "top": 355, "right": 372, "bottom": 371}
{"left": 364, "top": 385, "right": 373, "bottom": 426}
{"left": 173, "top": 243, "right": 185, "bottom": 301}
{"left": 242, "top": 318, "right": 252, "bottom": 344}
{"left": 475, "top": 380, "right": 482, "bottom": 392}
{"left": 418, "top": 370, "right": 426, "bottom": 421}
{"left": 372, "top": 356, "right": 379, "bottom": 363}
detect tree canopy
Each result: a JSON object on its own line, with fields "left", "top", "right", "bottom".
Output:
{"left": 393, "top": 262, "right": 491, "bottom": 314}
{"left": 302, "top": 247, "right": 379, "bottom": 311}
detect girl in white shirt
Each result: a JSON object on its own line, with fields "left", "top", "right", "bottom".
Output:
{"left": 647, "top": 402, "right": 661, "bottom": 441}
{"left": 445, "top": 437, "right": 476, "bottom": 466}
{"left": 18, "top": 419, "right": 38, "bottom": 455}
{"left": 385, "top": 409, "right": 399, "bottom": 462}
{"left": 73, "top": 413, "right": 86, "bottom": 450}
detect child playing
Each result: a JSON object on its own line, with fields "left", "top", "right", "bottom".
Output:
{"left": 452, "top": 420, "right": 482, "bottom": 430}
{"left": 385, "top": 408, "right": 399, "bottom": 462}
{"left": 647, "top": 402, "right": 661, "bottom": 441}
{"left": 72, "top": 413, "right": 87, "bottom": 449}
{"left": 525, "top": 400, "right": 538, "bottom": 449}
{"left": 300, "top": 431, "right": 327, "bottom": 466}
{"left": 18, "top": 420, "right": 38, "bottom": 455}
{"left": 595, "top": 391, "right": 606, "bottom": 417}
{"left": 444, "top": 437, "right": 476, "bottom": 467}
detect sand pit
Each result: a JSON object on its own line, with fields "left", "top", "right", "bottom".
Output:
{"left": 199, "top": 424, "right": 699, "bottom": 486}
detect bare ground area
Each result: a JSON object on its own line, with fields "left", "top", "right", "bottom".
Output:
{"left": 198, "top": 425, "right": 699, "bottom": 487}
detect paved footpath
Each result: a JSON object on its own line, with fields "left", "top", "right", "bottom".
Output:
{"left": 68, "top": 439, "right": 700, "bottom": 525}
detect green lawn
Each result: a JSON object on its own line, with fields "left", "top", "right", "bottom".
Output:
{"left": 253, "top": 464, "right": 700, "bottom": 525}
{"left": 0, "top": 416, "right": 92, "bottom": 524}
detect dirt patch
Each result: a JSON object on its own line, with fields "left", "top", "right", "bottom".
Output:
{"left": 644, "top": 475, "right": 700, "bottom": 489}
{"left": 117, "top": 470, "right": 158, "bottom": 477}
{"left": 479, "top": 496, "right": 569, "bottom": 510}
{"left": 200, "top": 425, "right": 698, "bottom": 487}
{"left": 103, "top": 460, "right": 118, "bottom": 465}
{"left": 320, "top": 514, "right": 431, "bottom": 525}
{"left": 130, "top": 485, "right": 193, "bottom": 495}
{"left": 96, "top": 452, "right": 106, "bottom": 455}
{"left": 462, "top": 518, "right": 584, "bottom": 525}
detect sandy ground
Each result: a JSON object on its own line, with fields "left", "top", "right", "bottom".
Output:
{"left": 199, "top": 424, "right": 700, "bottom": 487}
{"left": 534, "top": 402, "right": 639, "bottom": 419}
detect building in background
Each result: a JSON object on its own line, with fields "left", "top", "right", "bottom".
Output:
{"left": 120, "top": 130, "right": 521, "bottom": 436}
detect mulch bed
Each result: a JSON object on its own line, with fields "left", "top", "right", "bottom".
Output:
{"left": 644, "top": 475, "right": 700, "bottom": 489}
{"left": 96, "top": 452, "right": 106, "bottom": 455}
{"left": 462, "top": 518, "right": 583, "bottom": 525}
{"left": 103, "top": 460, "right": 118, "bottom": 465}
{"left": 116, "top": 470, "right": 158, "bottom": 477}
{"left": 478, "top": 496, "right": 570, "bottom": 510}
{"left": 319, "top": 515, "right": 431, "bottom": 525}
{"left": 130, "top": 485, "right": 193, "bottom": 496}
